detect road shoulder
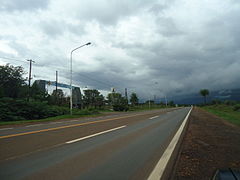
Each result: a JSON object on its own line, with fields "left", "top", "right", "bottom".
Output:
{"left": 171, "top": 107, "right": 240, "bottom": 179}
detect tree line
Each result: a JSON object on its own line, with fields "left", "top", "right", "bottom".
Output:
{"left": 0, "top": 64, "right": 145, "bottom": 121}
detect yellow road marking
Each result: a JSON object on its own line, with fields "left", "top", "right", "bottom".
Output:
{"left": 0, "top": 114, "right": 141, "bottom": 139}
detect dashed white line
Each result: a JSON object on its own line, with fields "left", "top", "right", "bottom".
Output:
{"left": 149, "top": 116, "right": 159, "bottom": 120}
{"left": 0, "top": 127, "right": 13, "bottom": 131}
{"left": 66, "top": 125, "right": 126, "bottom": 144}
{"left": 50, "top": 122, "right": 64, "bottom": 124}
{"left": 70, "top": 120, "right": 78, "bottom": 122}
{"left": 26, "top": 124, "right": 43, "bottom": 127}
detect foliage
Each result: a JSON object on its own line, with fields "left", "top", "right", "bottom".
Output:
{"left": 233, "top": 104, "right": 240, "bottom": 111}
{"left": 168, "top": 101, "right": 175, "bottom": 106}
{"left": 203, "top": 104, "right": 240, "bottom": 126}
{"left": 0, "top": 98, "right": 69, "bottom": 121}
{"left": 107, "top": 92, "right": 128, "bottom": 111}
{"left": 130, "top": 92, "right": 139, "bottom": 106}
{"left": 83, "top": 89, "right": 105, "bottom": 108}
{"left": 199, "top": 89, "right": 209, "bottom": 104}
{"left": 0, "top": 64, "right": 26, "bottom": 98}
{"left": 145, "top": 100, "right": 154, "bottom": 104}
{"left": 224, "top": 100, "right": 237, "bottom": 106}
{"left": 48, "top": 89, "right": 69, "bottom": 106}
{"left": 211, "top": 99, "right": 222, "bottom": 105}
{"left": 31, "top": 81, "right": 49, "bottom": 101}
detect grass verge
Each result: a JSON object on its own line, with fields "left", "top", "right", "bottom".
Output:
{"left": 0, "top": 105, "right": 176, "bottom": 126}
{"left": 202, "top": 104, "right": 240, "bottom": 126}
{"left": 0, "top": 110, "right": 102, "bottom": 126}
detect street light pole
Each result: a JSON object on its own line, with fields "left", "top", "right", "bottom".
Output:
{"left": 70, "top": 42, "right": 91, "bottom": 115}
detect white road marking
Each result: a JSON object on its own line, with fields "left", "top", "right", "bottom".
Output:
{"left": 50, "top": 122, "right": 64, "bottom": 124}
{"left": 0, "top": 127, "right": 13, "bottom": 131}
{"left": 149, "top": 116, "right": 159, "bottom": 119}
{"left": 70, "top": 120, "right": 78, "bottom": 122}
{"left": 148, "top": 107, "right": 193, "bottom": 180}
{"left": 26, "top": 124, "right": 43, "bottom": 127}
{"left": 66, "top": 125, "right": 126, "bottom": 144}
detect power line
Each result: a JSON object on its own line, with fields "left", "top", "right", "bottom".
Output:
{"left": 0, "top": 56, "right": 28, "bottom": 63}
{"left": 0, "top": 56, "right": 124, "bottom": 92}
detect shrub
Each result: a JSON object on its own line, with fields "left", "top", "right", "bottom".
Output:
{"left": 233, "top": 104, "right": 240, "bottom": 111}
{"left": 0, "top": 98, "right": 69, "bottom": 121}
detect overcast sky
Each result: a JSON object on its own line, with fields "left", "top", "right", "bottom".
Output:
{"left": 0, "top": 0, "right": 240, "bottom": 100}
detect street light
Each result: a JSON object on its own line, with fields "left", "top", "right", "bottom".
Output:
{"left": 70, "top": 42, "right": 91, "bottom": 115}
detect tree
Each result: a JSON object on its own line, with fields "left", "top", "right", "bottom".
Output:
{"left": 107, "top": 92, "right": 128, "bottom": 111}
{"left": 0, "top": 64, "right": 26, "bottom": 98}
{"left": 168, "top": 101, "right": 175, "bottom": 107}
{"left": 31, "top": 81, "right": 48, "bottom": 101}
{"left": 107, "top": 92, "right": 122, "bottom": 105}
{"left": 49, "top": 89, "right": 68, "bottom": 106}
{"left": 95, "top": 94, "right": 105, "bottom": 109}
{"left": 200, "top": 89, "right": 209, "bottom": 104}
{"left": 130, "top": 92, "right": 139, "bottom": 106}
{"left": 83, "top": 89, "right": 105, "bottom": 109}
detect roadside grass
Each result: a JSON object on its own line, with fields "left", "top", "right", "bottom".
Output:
{"left": 0, "top": 105, "right": 176, "bottom": 126}
{"left": 0, "top": 109, "right": 103, "bottom": 126}
{"left": 202, "top": 104, "right": 240, "bottom": 126}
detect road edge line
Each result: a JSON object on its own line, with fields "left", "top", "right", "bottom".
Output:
{"left": 148, "top": 106, "right": 193, "bottom": 180}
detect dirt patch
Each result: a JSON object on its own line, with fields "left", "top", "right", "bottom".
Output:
{"left": 172, "top": 107, "right": 240, "bottom": 180}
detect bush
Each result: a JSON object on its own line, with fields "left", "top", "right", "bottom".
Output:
{"left": 113, "top": 104, "right": 129, "bottom": 111}
{"left": 224, "top": 100, "right": 237, "bottom": 106}
{"left": 73, "top": 109, "right": 100, "bottom": 115}
{"left": 0, "top": 98, "right": 69, "bottom": 121}
{"left": 233, "top": 104, "right": 240, "bottom": 111}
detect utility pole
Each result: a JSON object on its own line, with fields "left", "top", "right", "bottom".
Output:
{"left": 165, "top": 96, "right": 168, "bottom": 107}
{"left": 55, "top": 71, "right": 58, "bottom": 105}
{"left": 125, "top": 88, "right": 128, "bottom": 103}
{"left": 149, "top": 97, "right": 151, "bottom": 109}
{"left": 27, "top": 59, "right": 35, "bottom": 101}
{"left": 56, "top": 71, "right": 58, "bottom": 92}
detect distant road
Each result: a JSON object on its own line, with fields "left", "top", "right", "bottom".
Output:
{"left": 0, "top": 107, "right": 191, "bottom": 180}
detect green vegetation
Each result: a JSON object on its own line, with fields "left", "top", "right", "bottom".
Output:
{"left": 130, "top": 93, "right": 139, "bottom": 106}
{"left": 0, "top": 64, "right": 177, "bottom": 124}
{"left": 203, "top": 103, "right": 240, "bottom": 126}
{"left": 107, "top": 92, "right": 129, "bottom": 111}
{"left": 0, "top": 109, "right": 101, "bottom": 125}
{"left": 199, "top": 89, "right": 209, "bottom": 104}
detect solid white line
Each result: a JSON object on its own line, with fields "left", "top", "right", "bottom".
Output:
{"left": 0, "top": 127, "right": 13, "bottom": 131}
{"left": 149, "top": 116, "right": 159, "bottom": 120}
{"left": 66, "top": 125, "right": 126, "bottom": 144}
{"left": 148, "top": 107, "right": 193, "bottom": 180}
{"left": 26, "top": 124, "right": 43, "bottom": 127}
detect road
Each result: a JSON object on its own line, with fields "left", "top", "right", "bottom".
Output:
{"left": 0, "top": 107, "right": 191, "bottom": 180}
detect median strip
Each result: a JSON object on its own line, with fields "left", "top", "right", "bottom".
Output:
{"left": 66, "top": 125, "right": 126, "bottom": 144}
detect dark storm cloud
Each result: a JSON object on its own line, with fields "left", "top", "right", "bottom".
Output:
{"left": 74, "top": 0, "right": 159, "bottom": 25}
{"left": 1, "top": 0, "right": 240, "bottom": 100}
{"left": 0, "top": 0, "right": 49, "bottom": 11}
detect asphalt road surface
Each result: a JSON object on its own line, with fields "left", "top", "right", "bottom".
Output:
{"left": 0, "top": 107, "right": 191, "bottom": 180}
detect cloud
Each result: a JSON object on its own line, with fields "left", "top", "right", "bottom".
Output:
{"left": 0, "top": 0, "right": 240, "bottom": 101}
{"left": 0, "top": 0, "right": 49, "bottom": 11}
